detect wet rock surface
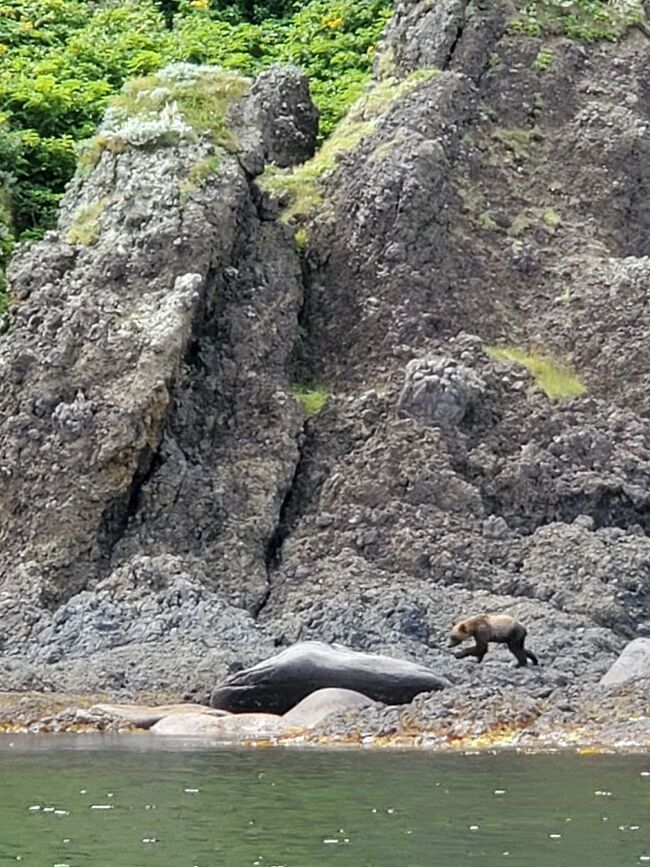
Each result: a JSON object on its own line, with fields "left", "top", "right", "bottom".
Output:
{"left": 209, "top": 641, "right": 447, "bottom": 714}
{"left": 306, "top": 678, "right": 650, "bottom": 751}
{"left": 0, "top": 5, "right": 649, "bottom": 750}
{"left": 151, "top": 711, "right": 286, "bottom": 739}
{"left": 282, "top": 687, "right": 377, "bottom": 728}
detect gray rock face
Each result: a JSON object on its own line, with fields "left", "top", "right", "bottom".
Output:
{"left": 0, "top": 66, "right": 315, "bottom": 691}
{"left": 1, "top": 0, "right": 650, "bottom": 739}
{"left": 228, "top": 65, "right": 319, "bottom": 171}
{"left": 151, "top": 711, "right": 285, "bottom": 739}
{"left": 376, "top": 0, "right": 507, "bottom": 81}
{"left": 600, "top": 639, "right": 650, "bottom": 685}
{"left": 378, "top": 0, "right": 469, "bottom": 74}
{"left": 398, "top": 356, "right": 484, "bottom": 427}
{"left": 259, "top": 0, "right": 650, "bottom": 714}
{"left": 209, "top": 641, "right": 448, "bottom": 714}
{"left": 90, "top": 702, "right": 229, "bottom": 729}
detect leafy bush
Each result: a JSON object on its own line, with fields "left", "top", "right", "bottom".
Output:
{"left": 0, "top": 1, "right": 173, "bottom": 307}
{"left": 0, "top": 0, "right": 392, "bottom": 309}
{"left": 1, "top": 0, "right": 640, "bottom": 312}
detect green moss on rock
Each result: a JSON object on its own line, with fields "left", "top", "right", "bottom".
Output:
{"left": 79, "top": 64, "right": 250, "bottom": 169}
{"left": 485, "top": 345, "right": 586, "bottom": 401}
{"left": 292, "top": 385, "right": 329, "bottom": 416}
{"left": 509, "top": 0, "right": 644, "bottom": 41}
{"left": 259, "top": 69, "right": 440, "bottom": 224}
{"left": 66, "top": 197, "right": 108, "bottom": 246}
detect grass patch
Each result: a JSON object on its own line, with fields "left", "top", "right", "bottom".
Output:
{"left": 479, "top": 211, "right": 499, "bottom": 231}
{"left": 79, "top": 64, "right": 250, "bottom": 169}
{"left": 294, "top": 227, "right": 309, "bottom": 251}
{"left": 509, "top": 0, "right": 644, "bottom": 40}
{"left": 66, "top": 198, "right": 108, "bottom": 246}
{"left": 542, "top": 207, "right": 562, "bottom": 230}
{"left": 259, "top": 69, "right": 439, "bottom": 224}
{"left": 485, "top": 345, "right": 586, "bottom": 400}
{"left": 179, "top": 154, "right": 222, "bottom": 201}
{"left": 292, "top": 385, "right": 329, "bottom": 417}
{"left": 492, "top": 127, "right": 537, "bottom": 159}
{"left": 533, "top": 48, "right": 555, "bottom": 71}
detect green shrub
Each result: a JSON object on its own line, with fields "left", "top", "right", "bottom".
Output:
{"left": 485, "top": 345, "right": 587, "bottom": 401}
{"left": 533, "top": 48, "right": 554, "bottom": 71}
{"left": 0, "top": 1, "right": 171, "bottom": 255}
{"left": 0, "top": 121, "right": 21, "bottom": 309}
{"left": 0, "top": 0, "right": 391, "bottom": 291}
{"left": 274, "top": 0, "right": 392, "bottom": 137}
{"left": 292, "top": 384, "right": 329, "bottom": 416}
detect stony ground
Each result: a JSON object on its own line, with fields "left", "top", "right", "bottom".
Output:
{"left": 1, "top": 0, "right": 650, "bottom": 750}
{"left": 1, "top": 678, "right": 647, "bottom": 752}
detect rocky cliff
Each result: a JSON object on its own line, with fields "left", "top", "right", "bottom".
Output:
{"left": 1, "top": 1, "right": 649, "bottom": 707}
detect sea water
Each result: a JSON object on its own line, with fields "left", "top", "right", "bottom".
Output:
{"left": 0, "top": 735, "right": 647, "bottom": 866}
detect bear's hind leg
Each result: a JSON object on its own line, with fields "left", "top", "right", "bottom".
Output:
{"left": 507, "top": 637, "right": 529, "bottom": 667}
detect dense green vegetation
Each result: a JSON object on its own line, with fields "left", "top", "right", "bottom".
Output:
{"left": 0, "top": 0, "right": 391, "bottom": 306}
{"left": 0, "top": 0, "right": 645, "bottom": 311}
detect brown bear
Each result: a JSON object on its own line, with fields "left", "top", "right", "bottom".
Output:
{"left": 449, "top": 614, "right": 539, "bottom": 667}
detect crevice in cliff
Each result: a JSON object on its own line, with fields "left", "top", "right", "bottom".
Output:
{"left": 442, "top": 3, "right": 468, "bottom": 71}
{"left": 95, "top": 441, "right": 164, "bottom": 566}
{"left": 266, "top": 437, "right": 310, "bottom": 571}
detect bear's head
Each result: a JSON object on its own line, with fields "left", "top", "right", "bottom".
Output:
{"left": 449, "top": 621, "right": 468, "bottom": 646}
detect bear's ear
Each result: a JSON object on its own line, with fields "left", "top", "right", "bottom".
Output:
{"left": 455, "top": 622, "right": 467, "bottom": 634}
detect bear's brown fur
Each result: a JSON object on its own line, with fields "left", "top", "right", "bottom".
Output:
{"left": 449, "top": 614, "right": 539, "bottom": 667}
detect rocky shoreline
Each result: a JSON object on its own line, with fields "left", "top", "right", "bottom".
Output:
{"left": 1, "top": 678, "right": 647, "bottom": 753}
{"left": 2, "top": 0, "right": 650, "bottom": 750}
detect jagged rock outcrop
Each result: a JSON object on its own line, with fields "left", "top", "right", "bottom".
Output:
{"left": 397, "top": 356, "right": 485, "bottom": 427}
{"left": 228, "top": 65, "right": 320, "bottom": 171}
{"left": 1, "top": 0, "right": 650, "bottom": 718}
{"left": 0, "top": 65, "right": 314, "bottom": 687}
{"left": 259, "top": 0, "right": 650, "bottom": 693}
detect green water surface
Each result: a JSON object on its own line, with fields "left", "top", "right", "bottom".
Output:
{"left": 0, "top": 735, "right": 647, "bottom": 866}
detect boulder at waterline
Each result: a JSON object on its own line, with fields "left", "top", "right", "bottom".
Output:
{"left": 209, "top": 641, "right": 447, "bottom": 714}
{"left": 600, "top": 639, "right": 650, "bottom": 686}
{"left": 282, "top": 687, "right": 377, "bottom": 728}
{"left": 151, "top": 711, "right": 286, "bottom": 739}
{"left": 90, "top": 702, "right": 230, "bottom": 729}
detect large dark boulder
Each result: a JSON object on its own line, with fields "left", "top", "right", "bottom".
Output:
{"left": 209, "top": 641, "right": 448, "bottom": 714}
